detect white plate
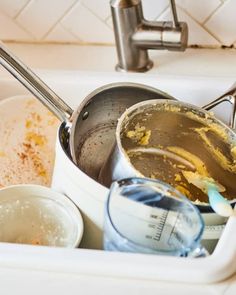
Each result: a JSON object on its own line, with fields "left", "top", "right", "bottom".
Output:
{"left": 0, "top": 95, "right": 60, "bottom": 187}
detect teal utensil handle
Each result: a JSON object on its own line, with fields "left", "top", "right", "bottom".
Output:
{"left": 208, "top": 186, "right": 233, "bottom": 217}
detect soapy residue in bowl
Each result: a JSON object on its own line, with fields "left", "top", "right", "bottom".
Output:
{"left": 0, "top": 197, "right": 73, "bottom": 247}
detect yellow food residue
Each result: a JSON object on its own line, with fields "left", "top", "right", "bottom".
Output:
{"left": 126, "top": 123, "right": 151, "bottom": 146}
{"left": 162, "top": 103, "right": 181, "bottom": 113}
{"left": 25, "top": 119, "right": 32, "bottom": 129}
{"left": 26, "top": 99, "right": 35, "bottom": 107}
{"left": 0, "top": 151, "right": 6, "bottom": 157}
{"left": 175, "top": 185, "right": 191, "bottom": 198}
{"left": 140, "top": 130, "right": 151, "bottom": 145}
{"left": 194, "top": 127, "right": 236, "bottom": 173}
{"left": 174, "top": 173, "right": 181, "bottom": 182}
{"left": 167, "top": 146, "right": 209, "bottom": 176}
{"left": 25, "top": 132, "right": 47, "bottom": 146}
{"left": 231, "top": 146, "right": 236, "bottom": 160}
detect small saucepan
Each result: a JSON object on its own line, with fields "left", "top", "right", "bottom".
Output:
{"left": 98, "top": 99, "right": 236, "bottom": 221}
{"left": 0, "top": 43, "right": 174, "bottom": 177}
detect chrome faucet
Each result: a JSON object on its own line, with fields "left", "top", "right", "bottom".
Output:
{"left": 110, "top": 0, "right": 188, "bottom": 72}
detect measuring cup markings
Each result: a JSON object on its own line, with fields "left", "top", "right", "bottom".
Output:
{"left": 110, "top": 196, "right": 184, "bottom": 248}
{"left": 109, "top": 195, "right": 176, "bottom": 249}
{"left": 110, "top": 191, "right": 198, "bottom": 250}
{"left": 149, "top": 210, "right": 168, "bottom": 242}
{"left": 104, "top": 178, "right": 206, "bottom": 256}
{"left": 167, "top": 210, "right": 203, "bottom": 252}
{"left": 168, "top": 212, "right": 186, "bottom": 249}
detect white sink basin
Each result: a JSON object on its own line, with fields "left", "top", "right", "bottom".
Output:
{"left": 0, "top": 70, "right": 235, "bottom": 284}
{"left": 0, "top": 70, "right": 235, "bottom": 124}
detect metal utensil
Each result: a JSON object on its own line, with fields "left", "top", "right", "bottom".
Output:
{"left": 0, "top": 43, "right": 174, "bottom": 172}
{"left": 203, "top": 82, "right": 236, "bottom": 129}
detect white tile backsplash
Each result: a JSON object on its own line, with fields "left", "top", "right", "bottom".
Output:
{"left": 0, "top": 0, "right": 235, "bottom": 47}
{"left": 82, "top": 0, "right": 110, "bottom": 21}
{"left": 176, "top": 0, "right": 221, "bottom": 24}
{"left": 0, "top": 0, "right": 30, "bottom": 18}
{"left": 44, "top": 23, "right": 78, "bottom": 43}
{"left": 16, "top": 0, "right": 77, "bottom": 40}
{"left": 142, "top": 0, "right": 169, "bottom": 20}
{"left": 61, "top": 2, "right": 114, "bottom": 43}
{"left": 205, "top": 0, "right": 236, "bottom": 46}
{"left": 0, "top": 10, "right": 32, "bottom": 40}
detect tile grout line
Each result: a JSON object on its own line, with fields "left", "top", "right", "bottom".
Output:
{"left": 59, "top": 24, "right": 83, "bottom": 42}
{"left": 201, "top": 23, "right": 225, "bottom": 45}
{"left": 104, "top": 15, "right": 112, "bottom": 29}
{"left": 202, "top": 2, "right": 224, "bottom": 25}
{"left": 13, "top": 0, "right": 42, "bottom": 41}
{"left": 41, "top": 0, "right": 80, "bottom": 41}
{"left": 0, "top": 0, "right": 35, "bottom": 41}
{"left": 58, "top": 1, "right": 85, "bottom": 42}
{"left": 154, "top": 4, "right": 170, "bottom": 21}
{"left": 176, "top": 5, "right": 223, "bottom": 45}
{"left": 78, "top": 2, "right": 113, "bottom": 31}
{"left": 82, "top": 0, "right": 110, "bottom": 22}
{"left": 0, "top": 39, "right": 115, "bottom": 46}
{"left": 13, "top": 0, "right": 32, "bottom": 19}
{"left": 202, "top": 0, "right": 235, "bottom": 46}
{"left": 13, "top": 21, "right": 37, "bottom": 41}
{"left": 3, "top": 39, "right": 235, "bottom": 48}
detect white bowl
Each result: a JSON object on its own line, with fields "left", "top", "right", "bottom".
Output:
{"left": 0, "top": 184, "right": 83, "bottom": 247}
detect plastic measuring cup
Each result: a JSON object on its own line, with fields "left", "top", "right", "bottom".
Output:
{"left": 104, "top": 178, "right": 207, "bottom": 257}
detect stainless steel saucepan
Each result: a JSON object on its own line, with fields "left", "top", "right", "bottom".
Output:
{"left": 0, "top": 43, "right": 174, "bottom": 178}
{"left": 98, "top": 99, "right": 236, "bottom": 213}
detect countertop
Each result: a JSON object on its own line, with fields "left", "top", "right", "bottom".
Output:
{"left": 1, "top": 43, "right": 236, "bottom": 78}
{"left": 0, "top": 43, "right": 236, "bottom": 295}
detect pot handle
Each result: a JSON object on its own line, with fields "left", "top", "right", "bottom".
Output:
{"left": 202, "top": 82, "right": 236, "bottom": 130}
{"left": 0, "top": 42, "right": 73, "bottom": 123}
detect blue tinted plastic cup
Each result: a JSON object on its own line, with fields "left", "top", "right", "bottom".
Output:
{"left": 104, "top": 178, "right": 207, "bottom": 257}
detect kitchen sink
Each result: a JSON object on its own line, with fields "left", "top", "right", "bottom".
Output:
{"left": 0, "top": 69, "right": 235, "bottom": 284}
{"left": 0, "top": 70, "right": 235, "bottom": 123}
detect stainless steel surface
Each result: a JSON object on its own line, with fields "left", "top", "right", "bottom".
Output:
{"left": 71, "top": 83, "right": 174, "bottom": 180}
{"left": 0, "top": 43, "right": 73, "bottom": 122}
{"left": 203, "top": 82, "right": 236, "bottom": 129}
{"left": 110, "top": 0, "right": 188, "bottom": 72}
{"left": 170, "top": 0, "right": 179, "bottom": 28}
{"left": 98, "top": 100, "right": 236, "bottom": 209}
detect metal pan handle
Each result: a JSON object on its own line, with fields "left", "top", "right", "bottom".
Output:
{"left": 202, "top": 82, "right": 236, "bottom": 130}
{"left": 0, "top": 43, "right": 73, "bottom": 122}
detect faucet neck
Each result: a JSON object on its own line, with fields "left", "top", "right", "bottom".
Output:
{"left": 110, "top": 0, "right": 188, "bottom": 72}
